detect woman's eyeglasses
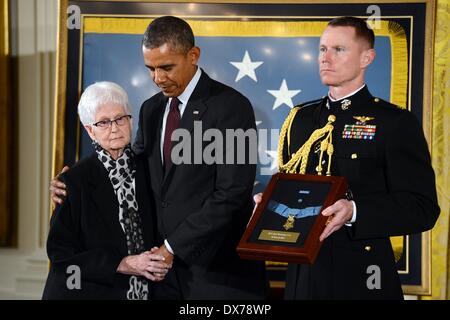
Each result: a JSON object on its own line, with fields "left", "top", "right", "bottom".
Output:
{"left": 92, "top": 114, "right": 132, "bottom": 129}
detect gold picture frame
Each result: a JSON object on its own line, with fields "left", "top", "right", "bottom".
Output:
{"left": 53, "top": 0, "right": 436, "bottom": 295}
{"left": 0, "top": 0, "right": 15, "bottom": 247}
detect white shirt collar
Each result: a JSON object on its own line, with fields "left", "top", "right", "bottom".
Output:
{"left": 168, "top": 67, "right": 202, "bottom": 115}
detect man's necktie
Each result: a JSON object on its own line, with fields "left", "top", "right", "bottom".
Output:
{"left": 163, "top": 97, "right": 181, "bottom": 169}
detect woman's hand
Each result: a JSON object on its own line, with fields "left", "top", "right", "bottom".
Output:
{"left": 117, "top": 250, "right": 171, "bottom": 282}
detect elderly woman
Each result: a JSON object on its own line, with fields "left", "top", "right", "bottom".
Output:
{"left": 42, "top": 82, "right": 169, "bottom": 300}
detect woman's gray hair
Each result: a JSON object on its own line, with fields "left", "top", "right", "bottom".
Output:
{"left": 78, "top": 81, "right": 132, "bottom": 125}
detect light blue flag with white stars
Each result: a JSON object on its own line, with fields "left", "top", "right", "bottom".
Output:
{"left": 81, "top": 27, "right": 392, "bottom": 193}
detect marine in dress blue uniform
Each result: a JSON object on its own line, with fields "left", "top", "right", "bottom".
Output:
{"left": 279, "top": 85, "right": 439, "bottom": 299}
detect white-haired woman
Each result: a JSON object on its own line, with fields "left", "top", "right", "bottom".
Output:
{"left": 43, "top": 82, "right": 169, "bottom": 300}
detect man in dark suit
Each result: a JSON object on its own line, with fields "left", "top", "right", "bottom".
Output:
{"left": 133, "top": 16, "right": 266, "bottom": 299}
{"left": 255, "top": 16, "right": 439, "bottom": 299}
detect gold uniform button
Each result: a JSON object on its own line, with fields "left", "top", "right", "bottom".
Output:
{"left": 364, "top": 246, "right": 372, "bottom": 252}
{"left": 351, "top": 153, "right": 358, "bottom": 159}
{"left": 374, "top": 98, "right": 380, "bottom": 102}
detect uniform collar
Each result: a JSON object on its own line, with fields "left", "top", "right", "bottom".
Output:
{"left": 326, "top": 84, "right": 372, "bottom": 111}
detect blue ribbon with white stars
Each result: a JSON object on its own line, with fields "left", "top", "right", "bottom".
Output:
{"left": 267, "top": 200, "right": 321, "bottom": 219}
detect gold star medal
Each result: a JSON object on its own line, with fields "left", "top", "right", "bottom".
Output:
{"left": 283, "top": 215, "right": 295, "bottom": 231}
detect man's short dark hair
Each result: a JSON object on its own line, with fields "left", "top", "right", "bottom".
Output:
{"left": 142, "top": 16, "right": 195, "bottom": 53}
{"left": 327, "top": 16, "right": 375, "bottom": 49}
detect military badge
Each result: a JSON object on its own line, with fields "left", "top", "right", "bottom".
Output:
{"left": 353, "top": 116, "right": 375, "bottom": 125}
{"left": 341, "top": 99, "right": 351, "bottom": 110}
{"left": 342, "top": 116, "right": 376, "bottom": 140}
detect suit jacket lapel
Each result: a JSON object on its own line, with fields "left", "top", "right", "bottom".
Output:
{"left": 177, "top": 70, "right": 210, "bottom": 134}
{"left": 87, "top": 155, "right": 128, "bottom": 255}
{"left": 135, "top": 157, "right": 155, "bottom": 248}
{"left": 177, "top": 99, "right": 208, "bottom": 134}
{"left": 149, "top": 96, "right": 167, "bottom": 188}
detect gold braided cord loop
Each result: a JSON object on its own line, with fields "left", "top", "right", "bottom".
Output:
{"left": 278, "top": 114, "right": 336, "bottom": 175}
{"left": 326, "top": 132, "right": 334, "bottom": 176}
{"left": 278, "top": 106, "right": 300, "bottom": 171}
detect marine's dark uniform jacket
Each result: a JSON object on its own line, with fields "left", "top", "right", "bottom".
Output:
{"left": 283, "top": 85, "right": 439, "bottom": 299}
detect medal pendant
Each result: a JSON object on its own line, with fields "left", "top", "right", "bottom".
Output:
{"left": 283, "top": 215, "right": 295, "bottom": 231}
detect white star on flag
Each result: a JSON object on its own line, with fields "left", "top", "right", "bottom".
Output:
{"left": 230, "top": 51, "right": 263, "bottom": 82}
{"left": 265, "top": 150, "right": 278, "bottom": 172}
{"left": 267, "top": 79, "right": 301, "bottom": 110}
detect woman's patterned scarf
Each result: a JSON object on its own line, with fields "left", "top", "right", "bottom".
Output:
{"left": 93, "top": 141, "right": 149, "bottom": 300}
